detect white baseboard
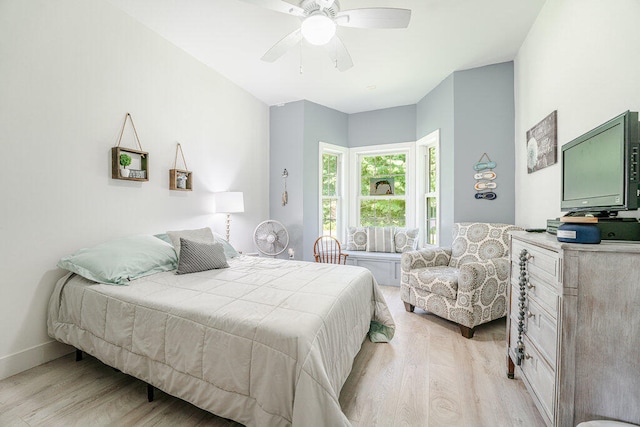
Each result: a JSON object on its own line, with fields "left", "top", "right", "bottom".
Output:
{"left": 0, "top": 340, "right": 74, "bottom": 381}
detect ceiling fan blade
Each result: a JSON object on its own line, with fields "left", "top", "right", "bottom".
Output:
{"left": 236, "top": 0, "right": 304, "bottom": 17}
{"left": 336, "top": 8, "right": 411, "bottom": 29}
{"left": 324, "top": 36, "right": 353, "bottom": 72}
{"left": 261, "top": 29, "right": 303, "bottom": 62}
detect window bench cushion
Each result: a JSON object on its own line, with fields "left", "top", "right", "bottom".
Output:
{"left": 343, "top": 250, "right": 402, "bottom": 286}
{"left": 343, "top": 250, "right": 402, "bottom": 260}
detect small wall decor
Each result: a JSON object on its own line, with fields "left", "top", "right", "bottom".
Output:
{"left": 370, "top": 178, "right": 394, "bottom": 195}
{"left": 526, "top": 110, "right": 558, "bottom": 173}
{"left": 169, "top": 142, "right": 192, "bottom": 191}
{"left": 474, "top": 152, "right": 497, "bottom": 200}
{"left": 281, "top": 169, "right": 288, "bottom": 206}
{"left": 111, "top": 113, "right": 149, "bottom": 181}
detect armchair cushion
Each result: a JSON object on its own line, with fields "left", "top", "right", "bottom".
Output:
{"left": 408, "top": 266, "right": 458, "bottom": 299}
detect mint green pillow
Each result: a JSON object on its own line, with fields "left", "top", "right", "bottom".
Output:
{"left": 57, "top": 235, "right": 178, "bottom": 285}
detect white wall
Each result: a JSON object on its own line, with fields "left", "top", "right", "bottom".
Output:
{"left": 514, "top": 0, "right": 640, "bottom": 227}
{"left": 0, "top": 0, "right": 269, "bottom": 379}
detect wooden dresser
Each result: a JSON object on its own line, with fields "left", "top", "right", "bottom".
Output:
{"left": 506, "top": 231, "right": 640, "bottom": 427}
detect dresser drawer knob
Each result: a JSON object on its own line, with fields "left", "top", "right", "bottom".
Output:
{"left": 524, "top": 353, "right": 533, "bottom": 360}
{"left": 527, "top": 282, "right": 535, "bottom": 289}
{"left": 527, "top": 311, "right": 535, "bottom": 318}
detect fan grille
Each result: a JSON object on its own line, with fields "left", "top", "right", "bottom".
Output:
{"left": 253, "top": 220, "right": 289, "bottom": 256}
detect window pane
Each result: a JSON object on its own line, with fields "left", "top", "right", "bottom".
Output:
{"left": 360, "top": 199, "right": 406, "bottom": 227}
{"left": 428, "top": 147, "right": 437, "bottom": 193}
{"left": 322, "top": 154, "right": 338, "bottom": 196}
{"left": 360, "top": 154, "right": 406, "bottom": 196}
{"left": 322, "top": 198, "right": 337, "bottom": 237}
{"left": 426, "top": 197, "right": 437, "bottom": 245}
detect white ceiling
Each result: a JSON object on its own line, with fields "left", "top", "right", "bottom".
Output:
{"left": 106, "top": 0, "right": 546, "bottom": 114}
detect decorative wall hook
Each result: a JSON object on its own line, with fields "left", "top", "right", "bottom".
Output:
{"left": 282, "top": 169, "right": 289, "bottom": 206}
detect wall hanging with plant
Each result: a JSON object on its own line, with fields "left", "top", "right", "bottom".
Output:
{"left": 111, "top": 112, "right": 149, "bottom": 181}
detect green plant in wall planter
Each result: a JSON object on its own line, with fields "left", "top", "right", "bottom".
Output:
{"left": 120, "top": 153, "right": 132, "bottom": 178}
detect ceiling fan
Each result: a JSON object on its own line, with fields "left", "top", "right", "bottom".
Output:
{"left": 238, "top": 0, "right": 411, "bottom": 71}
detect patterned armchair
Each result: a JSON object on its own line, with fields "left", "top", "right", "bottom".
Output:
{"left": 400, "top": 222, "right": 522, "bottom": 338}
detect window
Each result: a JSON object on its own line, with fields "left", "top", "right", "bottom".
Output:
{"left": 319, "top": 143, "right": 347, "bottom": 238}
{"left": 319, "top": 137, "right": 438, "bottom": 246}
{"left": 349, "top": 143, "right": 415, "bottom": 230}
{"left": 417, "top": 130, "right": 440, "bottom": 245}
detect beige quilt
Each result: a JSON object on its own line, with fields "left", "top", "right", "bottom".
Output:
{"left": 48, "top": 256, "right": 395, "bottom": 426}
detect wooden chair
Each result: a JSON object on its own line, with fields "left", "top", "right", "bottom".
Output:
{"left": 313, "top": 236, "right": 348, "bottom": 265}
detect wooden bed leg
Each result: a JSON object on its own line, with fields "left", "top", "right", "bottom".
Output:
{"left": 75, "top": 349, "right": 83, "bottom": 362}
{"left": 147, "top": 384, "right": 154, "bottom": 402}
{"left": 404, "top": 302, "right": 415, "bottom": 312}
{"left": 459, "top": 325, "right": 475, "bottom": 339}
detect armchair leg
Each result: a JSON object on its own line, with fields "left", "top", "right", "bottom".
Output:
{"left": 404, "top": 302, "right": 415, "bottom": 312}
{"left": 459, "top": 325, "right": 475, "bottom": 339}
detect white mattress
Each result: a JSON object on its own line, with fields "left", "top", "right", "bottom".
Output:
{"left": 48, "top": 256, "right": 395, "bottom": 426}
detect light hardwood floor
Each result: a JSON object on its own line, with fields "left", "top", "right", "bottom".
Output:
{"left": 0, "top": 286, "right": 545, "bottom": 427}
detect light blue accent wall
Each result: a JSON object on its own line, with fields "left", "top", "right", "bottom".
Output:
{"left": 302, "top": 101, "right": 348, "bottom": 261}
{"left": 348, "top": 105, "right": 417, "bottom": 147}
{"left": 453, "top": 62, "right": 515, "bottom": 225}
{"left": 270, "top": 62, "right": 515, "bottom": 253}
{"left": 269, "top": 100, "right": 347, "bottom": 261}
{"left": 417, "top": 74, "right": 455, "bottom": 245}
{"left": 415, "top": 63, "right": 515, "bottom": 246}
{"left": 269, "top": 101, "right": 304, "bottom": 259}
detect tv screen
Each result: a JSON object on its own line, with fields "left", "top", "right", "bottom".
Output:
{"left": 561, "top": 111, "right": 639, "bottom": 212}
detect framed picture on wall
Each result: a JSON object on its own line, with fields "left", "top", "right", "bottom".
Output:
{"left": 370, "top": 178, "right": 394, "bottom": 195}
{"left": 526, "top": 110, "right": 558, "bottom": 173}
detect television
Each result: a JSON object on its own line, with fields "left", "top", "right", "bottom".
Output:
{"left": 561, "top": 111, "right": 640, "bottom": 214}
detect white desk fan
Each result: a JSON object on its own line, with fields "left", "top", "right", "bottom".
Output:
{"left": 253, "top": 220, "right": 289, "bottom": 257}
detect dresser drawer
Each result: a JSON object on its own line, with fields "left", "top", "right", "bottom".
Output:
{"left": 511, "top": 240, "right": 560, "bottom": 319}
{"left": 511, "top": 324, "right": 556, "bottom": 424}
{"left": 511, "top": 270, "right": 559, "bottom": 320}
{"left": 509, "top": 285, "right": 558, "bottom": 365}
{"left": 512, "top": 239, "right": 559, "bottom": 285}
{"left": 525, "top": 298, "right": 558, "bottom": 366}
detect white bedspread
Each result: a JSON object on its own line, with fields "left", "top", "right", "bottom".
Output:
{"left": 48, "top": 256, "right": 395, "bottom": 426}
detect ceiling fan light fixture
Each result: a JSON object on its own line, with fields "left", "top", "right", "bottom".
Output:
{"left": 301, "top": 14, "right": 336, "bottom": 46}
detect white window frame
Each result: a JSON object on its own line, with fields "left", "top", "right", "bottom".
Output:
{"left": 318, "top": 142, "right": 348, "bottom": 241}
{"left": 348, "top": 142, "right": 416, "bottom": 229}
{"left": 416, "top": 130, "right": 440, "bottom": 246}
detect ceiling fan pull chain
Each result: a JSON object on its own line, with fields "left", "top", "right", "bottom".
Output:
{"left": 299, "top": 42, "right": 304, "bottom": 75}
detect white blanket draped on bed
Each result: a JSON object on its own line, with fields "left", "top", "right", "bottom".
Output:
{"left": 48, "top": 256, "right": 395, "bottom": 427}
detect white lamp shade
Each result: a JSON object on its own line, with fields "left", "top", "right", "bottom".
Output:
{"left": 301, "top": 14, "right": 336, "bottom": 46}
{"left": 214, "top": 192, "right": 244, "bottom": 213}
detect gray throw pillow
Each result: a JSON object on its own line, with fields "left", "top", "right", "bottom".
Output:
{"left": 395, "top": 228, "right": 419, "bottom": 252}
{"left": 345, "top": 226, "right": 367, "bottom": 251}
{"left": 366, "top": 227, "right": 396, "bottom": 253}
{"left": 167, "top": 227, "right": 214, "bottom": 256}
{"left": 176, "top": 238, "right": 229, "bottom": 274}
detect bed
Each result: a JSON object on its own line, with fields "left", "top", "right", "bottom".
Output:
{"left": 47, "top": 232, "right": 395, "bottom": 427}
